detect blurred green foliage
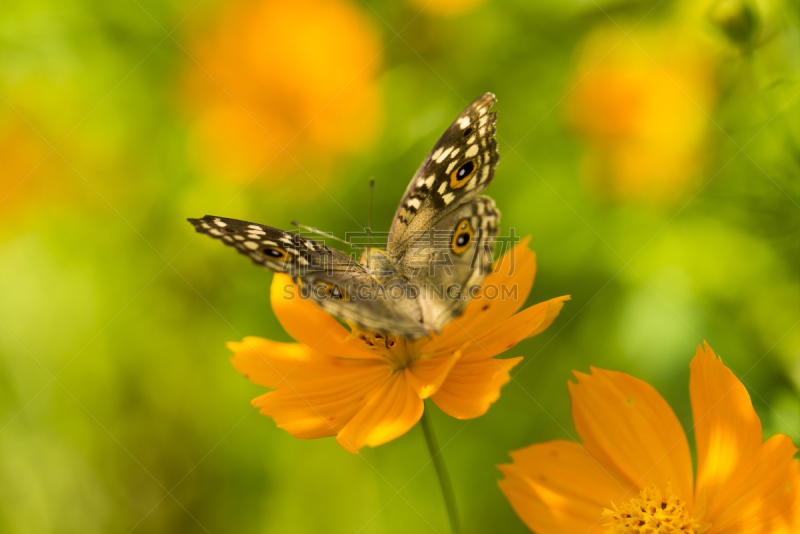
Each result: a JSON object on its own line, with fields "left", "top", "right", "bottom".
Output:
{"left": 1, "top": 0, "right": 798, "bottom": 532}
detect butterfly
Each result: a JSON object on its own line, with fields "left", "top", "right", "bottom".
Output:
{"left": 189, "top": 93, "right": 500, "bottom": 339}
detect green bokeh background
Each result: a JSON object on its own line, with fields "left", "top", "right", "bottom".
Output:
{"left": 1, "top": 0, "right": 798, "bottom": 532}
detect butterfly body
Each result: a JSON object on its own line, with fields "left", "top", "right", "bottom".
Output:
{"left": 359, "top": 249, "right": 400, "bottom": 278}
{"left": 189, "top": 93, "right": 501, "bottom": 339}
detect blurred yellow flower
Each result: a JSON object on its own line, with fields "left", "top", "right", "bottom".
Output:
{"left": 566, "top": 25, "right": 717, "bottom": 206}
{"left": 408, "top": 0, "right": 487, "bottom": 17}
{"left": 183, "top": 0, "right": 383, "bottom": 184}
{"left": 499, "top": 343, "right": 800, "bottom": 534}
{"left": 228, "top": 240, "right": 569, "bottom": 453}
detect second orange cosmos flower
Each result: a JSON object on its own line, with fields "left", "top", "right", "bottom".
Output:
{"left": 499, "top": 343, "right": 799, "bottom": 534}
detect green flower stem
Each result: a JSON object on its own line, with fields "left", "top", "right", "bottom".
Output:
{"left": 420, "top": 405, "right": 461, "bottom": 534}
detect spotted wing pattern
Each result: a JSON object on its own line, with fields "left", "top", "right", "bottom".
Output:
{"left": 188, "top": 215, "right": 356, "bottom": 275}
{"left": 300, "top": 270, "right": 428, "bottom": 339}
{"left": 397, "top": 196, "right": 500, "bottom": 332}
{"left": 188, "top": 215, "right": 430, "bottom": 338}
{"left": 387, "top": 93, "right": 499, "bottom": 259}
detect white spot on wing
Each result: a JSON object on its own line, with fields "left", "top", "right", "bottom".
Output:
{"left": 465, "top": 145, "right": 479, "bottom": 159}
{"left": 446, "top": 160, "right": 458, "bottom": 174}
{"left": 438, "top": 182, "right": 448, "bottom": 195}
{"left": 407, "top": 197, "right": 421, "bottom": 210}
{"left": 457, "top": 116, "right": 471, "bottom": 129}
{"left": 450, "top": 148, "right": 460, "bottom": 158}
{"left": 210, "top": 229, "right": 223, "bottom": 236}
{"left": 214, "top": 219, "right": 227, "bottom": 227}
{"left": 263, "top": 240, "right": 278, "bottom": 246}
{"left": 223, "top": 235, "right": 234, "bottom": 242}
{"left": 234, "top": 235, "right": 245, "bottom": 241}
{"left": 244, "top": 241, "right": 259, "bottom": 250}
{"left": 442, "top": 192, "right": 455, "bottom": 205}
{"left": 423, "top": 175, "right": 435, "bottom": 189}
{"left": 467, "top": 135, "right": 476, "bottom": 144}
{"left": 435, "top": 147, "right": 453, "bottom": 163}
{"left": 248, "top": 225, "right": 262, "bottom": 230}
{"left": 466, "top": 176, "right": 478, "bottom": 191}
{"left": 480, "top": 166, "right": 490, "bottom": 183}
{"left": 431, "top": 147, "right": 443, "bottom": 161}
{"left": 298, "top": 257, "right": 309, "bottom": 266}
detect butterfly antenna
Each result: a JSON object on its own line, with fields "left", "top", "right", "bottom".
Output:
{"left": 290, "top": 221, "right": 363, "bottom": 250}
{"left": 366, "top": 178, "right": 374, "bottom": 267}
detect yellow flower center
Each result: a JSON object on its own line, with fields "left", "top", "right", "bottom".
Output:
{"left": 602, "top": 485, "right": 710, "bottom": 534}
{"left": 347, "top": 325, "right": 432, "bottom": 371}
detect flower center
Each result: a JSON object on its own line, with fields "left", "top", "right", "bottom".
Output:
{"left": 602, "top": 485, "right": 710, "bottom": 534}
{"left": 347, "top": 325, "right": 431, "bottom": 371}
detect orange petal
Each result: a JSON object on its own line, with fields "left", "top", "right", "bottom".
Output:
{"left": 690, "top": 342, "right": 764, "bottom": 514}
{"left": 704, "top": 434, "right": 799, "bottom": 533}
{"left": 450, "top": 295, "right": 570, "bottom": 360}
{"left": 438, "top": 239, "right": 537, "bottom": 346}
{"left": 228, "top": 337, "right": 334, "bottom": 388}
{"left": 405, "top": 347, "right": 463, "bottom": 399}
{"left": 431, "top": 356, "right": 522, "bottom": 419}
{"left": 336, "top": 371, "right": 424, "bottom": 453}
{"left": 778, "top": 459, "right": 800, "bottom": 534}
{"left": 569, "top": 367, "right": 694, "bottom": 506}
{"left": 253, "top": 358, "right": 391, "bottom": 440}
{"left": 468, "top": 237, "right": 538, "bottom": 321}
{"left": 498, "top": 440, "right": 631, "bottom": 534}
{"left": 270, "top": 273, "right": 375, "bottom": 359}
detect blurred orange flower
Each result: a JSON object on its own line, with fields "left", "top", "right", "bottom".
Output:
{"left": 228, "top": 240, "right": 569, "bottom": 453}
{"left": 0, "top": 116, "right": 74, "bottom": 222}
{"left": 183, "top": 0, "right": 384, "bottom": 184}
{"left": 566, "top": 25, "right": 717, "bottom": 206}
{"left": 408, "top": 0, "right": 487, "bottom": 17}
{"left": 499, "top": 343, "right": 800, "bottom": 534}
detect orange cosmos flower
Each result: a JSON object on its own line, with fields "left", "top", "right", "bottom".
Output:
{"left": 229, "top": 239, "right": 569, "bottom": 453}
{"left": 183, "top": 0, "right": 383, "bottom": 184}
{"left": 499, "top": 342, "right": 800, "bottom": 534}
{"left": 566, "top": 25, "right": 717, "bottom": 206}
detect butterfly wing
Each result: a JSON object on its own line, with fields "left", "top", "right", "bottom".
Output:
{"left": 397, "top": 197, "right": 500, "bottom": 333}
{"left": 387, "top": 93, "right": 499, "bottom": 259}
{"left": 299, "top": 270, "right": 429, "bottom": 339}
{"left": 188, "top": 215, "right": 430, "bottom": 338}
{"left": 188, "top": 215, "right": 356, "bottom": 275}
